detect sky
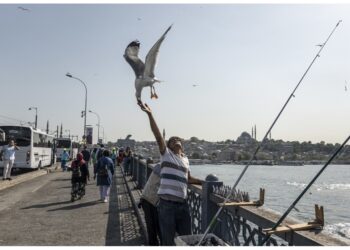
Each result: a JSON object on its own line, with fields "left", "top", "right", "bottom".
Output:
{"left": 0, "top": 3, "right": 350, "bottom": 144}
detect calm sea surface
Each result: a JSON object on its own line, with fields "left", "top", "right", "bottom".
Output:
{"left": 190, "top": 164, "right": 350, "bottom": 242}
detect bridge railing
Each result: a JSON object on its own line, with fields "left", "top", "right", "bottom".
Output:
{"left": 123, "top": 156, "right": 346, "bottom": 246}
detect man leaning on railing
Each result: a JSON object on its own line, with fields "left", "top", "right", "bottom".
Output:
{"left": 138, "top": 101, "right": 202, "bottom": 246}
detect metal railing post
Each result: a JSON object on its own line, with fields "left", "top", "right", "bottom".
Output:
{"left": 201, "top": 175, "right": 223, "bottom": 235}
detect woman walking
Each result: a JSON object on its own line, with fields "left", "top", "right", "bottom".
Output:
{"left": 94, "top": 150, "right": 114, "bottom": 203}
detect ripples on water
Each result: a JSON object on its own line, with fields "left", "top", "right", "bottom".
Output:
{"left": 190, "top": 164, "right": 350, "bottom": 242}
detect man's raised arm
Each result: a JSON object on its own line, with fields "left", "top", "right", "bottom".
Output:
{"left": 138, "top": 101, "right": 166, "bottom": 155}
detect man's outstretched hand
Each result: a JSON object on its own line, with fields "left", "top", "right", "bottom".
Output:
{"left": 138, "top": 100, "right": 152, "bottom": 115}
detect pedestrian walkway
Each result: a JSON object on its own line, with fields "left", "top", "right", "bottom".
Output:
{"left": 0, "top": 164, "right": 144, "bottom": 246}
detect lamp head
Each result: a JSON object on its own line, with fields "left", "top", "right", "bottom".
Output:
{"left": 66, "top": 73, "right": 72, "bottom": 78}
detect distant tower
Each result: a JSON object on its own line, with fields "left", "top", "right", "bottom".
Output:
{"left": 163, "top": 129, "right": 166, "bottom": 140}
{"left": 46, "top": 120, "right": 49, "bottom": 134}
{"left": 56, "top": 125, "right": 59, "bottom": 138}
{"left": 60, "top": 124, "right": 63, "bottom": 138}
{"left": 251, "top": 127, "right": 254, "bottom": 138}
{"left": 254, "top": 125, "right": 257, "bottom": 140}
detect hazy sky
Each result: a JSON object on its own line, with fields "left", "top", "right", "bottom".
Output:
{"left": 0, "top": 3, "right": 350, "bottom": 144}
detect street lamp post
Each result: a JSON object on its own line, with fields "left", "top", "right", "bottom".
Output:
{"left": 65, "top": 73, "right": 87, "bottom": 142}
{"left": 28, "top": 107, "right": 38, "bottom": 129}
{"left": 100, "top": 125, "right": 105, "bottom": 143}
{"left": 89, "top": 110, "right": 100, "bottom": 144}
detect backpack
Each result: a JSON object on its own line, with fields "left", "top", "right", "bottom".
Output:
{"left": 72, "top": 161, "right": 82, "bottom": 177}
{"left": 98, "top": 163, "right": 108, "bottom": 176}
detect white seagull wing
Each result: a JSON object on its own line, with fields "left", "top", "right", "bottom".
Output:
{"left": 144, "top": 25, "right": 172, "bottom": 78}
{"left": 124, "top": 40, "right": 145, "bottom": 78}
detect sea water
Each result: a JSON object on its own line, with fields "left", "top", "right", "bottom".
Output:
{"left": 190, "top": 164, "right": 350, "bottom": 242}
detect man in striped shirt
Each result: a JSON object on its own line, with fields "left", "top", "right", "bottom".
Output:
{"left": 138, "top": 101, "right": 202, "bottom": 246}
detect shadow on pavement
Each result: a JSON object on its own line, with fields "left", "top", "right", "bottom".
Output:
{"left": 21, "top": 200, "right": 73, "bottom": 209}
{"left": 52, "top": 178, "right": 71, "bottom": 182}
{"left": 47, "top": 200, "right": 101, "bottom": 212}
{"left": 105, "top": 176, "right": 120, "bottom": 246}
{"left": 105, "top": 173, "right": 144, "bottom": 246}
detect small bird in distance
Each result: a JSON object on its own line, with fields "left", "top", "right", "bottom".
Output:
{"left": 193, "top": 84, "right": 199, "bottom": 87}
{"left": 345, "top": 80, "right": 348, "bottom": 92}
{"left": 17, "top": 6, "right": 30, "bottom": 11}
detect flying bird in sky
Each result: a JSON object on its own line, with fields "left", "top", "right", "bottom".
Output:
{"left": 345, "top": 80, "right": 348, "bottom": 91}
{"left": 193, "top": 84, "right": 199, "bottom": 87}
{"left": 17, "top": 6, "right": 30, "bottom": 11}
{"left": 124, "top": 25, "right": 172, "bottom": 102}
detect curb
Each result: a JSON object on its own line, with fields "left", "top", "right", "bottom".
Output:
{"left": 0, "top": 162, "right": 63, "bottom": 192}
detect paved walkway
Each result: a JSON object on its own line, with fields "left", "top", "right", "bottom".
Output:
{"left": 0, "top": 165, "right": 144, "bottom": 246}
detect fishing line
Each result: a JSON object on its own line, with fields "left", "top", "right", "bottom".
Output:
{"left": 197, "top": 20, "right": 342, "bottom": 246}
{"left": 259, "top": 134, "right": 350, "bottom": 246}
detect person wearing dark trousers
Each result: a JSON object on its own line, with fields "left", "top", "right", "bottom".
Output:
{"left": 140, "top": 163, "right": 162, "bottom": 246}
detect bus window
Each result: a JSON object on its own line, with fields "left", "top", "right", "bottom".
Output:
{"left": 0, "top": 126, "right": 31, "bottom": 146}
{"left": 56, "top": 140, "right": 71, "bottom": 148}
{"left": 0, "top": 129, "right": 4, "bottom": 142}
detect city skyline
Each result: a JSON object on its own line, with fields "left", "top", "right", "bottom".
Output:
{"left": 0, "top": 4, "right": 350, "bottom": 144}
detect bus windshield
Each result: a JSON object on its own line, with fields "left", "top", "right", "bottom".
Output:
{"left": 0, "top": 126, "right": 31, "bottom": 147}
{"left": 56, "top": 139, "right": 71, "bottom": 148}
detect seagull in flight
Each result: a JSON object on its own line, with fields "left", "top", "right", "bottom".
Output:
{"left": 124, "top": 25, "right": 172, "bottom": 102}
{"left": 193, "top": 84, "right": 199, "bottom": 87}
{"left": 17, "top": 6, "right": 30, "bottom": 11}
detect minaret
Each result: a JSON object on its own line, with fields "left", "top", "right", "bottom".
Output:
{"left": 254, "top": 125, "right": 257, "bottom": 140}
{"left": 163, "top": 129, "right": 166, "bottom": 140}
{"left": 46, "top": 120, "right": 49, "bottom": 134}
{"left": 60, "top": 124, "right": 63, "bottom": 138}
{"left": 56, "top": 125, "right": 59, "bottom": 138}
{"left": 251, "top": 127, "right": 254, "bottom": 138}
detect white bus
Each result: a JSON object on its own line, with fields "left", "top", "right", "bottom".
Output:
{"left": 0, "top": 125, "right": 54, "bottom": 169}
{"left": 55, "top": 137, "right": 79, "bottom": 161}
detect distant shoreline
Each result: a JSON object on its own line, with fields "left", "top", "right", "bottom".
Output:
{"left": 188, "top": 159, "right": 350, "bottom": 166}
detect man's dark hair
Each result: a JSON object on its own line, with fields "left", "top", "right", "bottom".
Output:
{"left": 167, "top": 136, "right": 182, "bottom": 148}
{"left": 103, "top": 150, "right": 110, "bottom": 157}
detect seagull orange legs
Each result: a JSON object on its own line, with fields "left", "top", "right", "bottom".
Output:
{"left": 150, "top": 86, "right": 158, "bottom": 99}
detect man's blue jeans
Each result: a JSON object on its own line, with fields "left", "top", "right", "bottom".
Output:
{"left": 61, "top": 160, "right": 67, "bottom": 171}
{"left": 157, "top": 198, "right": 192, "bottom": 246}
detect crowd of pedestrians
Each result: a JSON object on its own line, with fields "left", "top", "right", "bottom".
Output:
{"left": 67, "top": 144, "right": 132, "bottom": 204}
{"left": 0, "top": 123, "right": 200, "bottom": 246}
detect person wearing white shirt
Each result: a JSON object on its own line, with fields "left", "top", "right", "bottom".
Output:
{"left": 138, "top": 101, "right": 202, "bottom": 246}
{"left": 1, "top": 140, "right": 20, "bottom": 181}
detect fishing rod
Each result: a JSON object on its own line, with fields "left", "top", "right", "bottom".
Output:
{"left": 259, "top": 134, "right": 350, "bottom": 246}
{"left": 197, "top": 20, "right": 342, "bottom": 246}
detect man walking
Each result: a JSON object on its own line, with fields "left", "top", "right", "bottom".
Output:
{"left": 1, "top": 140, "right": 20, "bottom": 181}
{"left": 81, "top": 145, "right": 91, "bottom": 166}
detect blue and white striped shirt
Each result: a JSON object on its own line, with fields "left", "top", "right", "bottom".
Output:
{"left": 158, "top": 148, "right": 190, "bottom": 202}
